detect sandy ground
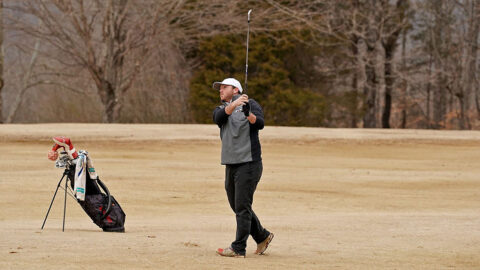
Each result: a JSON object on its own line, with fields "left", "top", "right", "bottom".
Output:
{"left": 1, "top": 124, "right": 480, "bottom": 269}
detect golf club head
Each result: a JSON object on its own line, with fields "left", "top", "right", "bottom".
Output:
{"left": 55, "top": 151, "right": 71, "bottom": 168}
{"left": 248, "top": 9, "right": 252, "bottom": 22}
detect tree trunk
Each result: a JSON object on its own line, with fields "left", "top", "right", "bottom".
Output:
{"left": 350, "top": 38, "right": 360, "bottom": 128}
{"left": 100, "top": 81, "right": 117, "bottom": 123}
{"left": 432, "top": 1, "right": 449, "bottom": 129}
{"left": 400, "top": 28, "right": 407, "bottom": 129}
{"left": 426, "top": 54, "right": 433, "bottom": 128}
{"left": 458, "top": 93, "right": 466, "bottom": 129}
{"left": 0, "top": 0, "right": 3, "bottom": 124}
{"left": 474, "top": 0, "right": 480, "bottom": 119}
{"left": 381, "top": 0, "right": 406, "bottom": 128}
{"left": 382, "top": 49, "right": 393, "bottom": 129}
{"left": 363, "top": 3, "right": 379, "bottom": 128}
{"left": 351, "top": 72, "right": 359, "bottom": 128}
{"left": 433, "top": 75, "right": 447, "bottom": 129}
{"left": 363, "top": 43, "right": 378, "bottom": 128}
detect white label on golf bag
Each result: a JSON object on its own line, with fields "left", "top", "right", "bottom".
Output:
{"left": 74, "top": 154, "right": 86, "bottom": 201}
{"left": 86, "top": 155, "right": 98, "bottom": 180}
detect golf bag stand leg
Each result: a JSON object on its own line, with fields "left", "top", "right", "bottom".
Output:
{"left": 63, "top": 173, "right": 68, "bottom": 232}
{"left": 41, "top": 169, "right": 70, "bottom": 231}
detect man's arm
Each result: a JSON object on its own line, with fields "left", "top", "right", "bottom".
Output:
{"left": 213, "top": 105, "right": 229, "bottom": 127}
{"left": 213, "top": 95, "right": 249, "bottom": 127}
{"left": 247, "top": 100, "right": 264, "bottom": 129}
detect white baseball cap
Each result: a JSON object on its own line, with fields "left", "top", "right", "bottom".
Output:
{"left": 212, "top": 78, "right": 243, "bottom": 93}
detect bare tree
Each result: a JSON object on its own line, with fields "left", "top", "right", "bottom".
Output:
{"left": 2, "top": 0, "right": 476, "bottom": 128}
{"left": 4, "top": 0, "right": 273, "bottom": 123}
{"left": 263, "top": 0, "right": 413, "bottom": 128}
{"left": 7, "top": 0, "right": 168, "bottom": 122}
{"left": 262, "top": 0, "right": 369, "bottom": 127}
{"left": 403, "top": 0, "right": 480, "bottom": 130}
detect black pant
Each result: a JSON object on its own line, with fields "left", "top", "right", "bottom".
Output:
{"left": 225, "top": 160, "right": 270, "bottom": 255}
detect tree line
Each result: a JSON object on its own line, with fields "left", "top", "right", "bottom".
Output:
{"left": 1, "top": 0, "right": 479, "bottom": 129}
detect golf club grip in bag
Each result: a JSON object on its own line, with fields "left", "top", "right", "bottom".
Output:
{"left": 67, "top": 165, "right": 126, "bottom": 232}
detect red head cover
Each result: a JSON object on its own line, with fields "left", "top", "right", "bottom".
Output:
{"left": 51, "top": 136, "right": 78, "bottom": 159}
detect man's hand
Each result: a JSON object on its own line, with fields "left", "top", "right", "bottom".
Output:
{"left": 47, "top": 150, "right": 58, "bottom": 161}
{"left": 226, "top": 94, "right": 249, "bottom": 115}
{"left": 234, "top": 94, "right": 249, "bottom": 107}
{"left": 242, "top": 102, "right": 250, "bottom": 117}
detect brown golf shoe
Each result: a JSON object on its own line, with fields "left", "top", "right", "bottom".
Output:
{"left": 255, "top": 233, "right": 274, "bottom": 255}
{"left": 216, "top": 247, "right": 245, "bottom": 258}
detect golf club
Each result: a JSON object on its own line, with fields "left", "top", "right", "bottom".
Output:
{"left": 244, "top": 9, "right": 252, "bottom": 95}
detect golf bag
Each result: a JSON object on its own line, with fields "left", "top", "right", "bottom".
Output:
{"left": 66, "top": 164, "right": 126, "bottom": 232}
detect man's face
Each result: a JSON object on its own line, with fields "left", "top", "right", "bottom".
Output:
{"left": 219, "top": 84, "right": 238, "bottom": 102}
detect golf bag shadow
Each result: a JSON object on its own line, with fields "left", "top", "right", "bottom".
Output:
{"left": 66, "top": 164, "right": 126, "bottom": 232}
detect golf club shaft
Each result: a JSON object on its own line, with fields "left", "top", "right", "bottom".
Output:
{"left": 245, "top": 9, "right": 252, "bottom": 95}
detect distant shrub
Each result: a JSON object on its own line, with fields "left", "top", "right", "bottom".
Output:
{"left": 189, "top": 32, "right": 326, "bottom": 126}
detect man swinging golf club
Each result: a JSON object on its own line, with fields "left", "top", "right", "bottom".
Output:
{"left": 212, "top": 78, "right": 273, "bottom": 258}
{"left": 214, "top": 9, "right": 273, "bottom": 258}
